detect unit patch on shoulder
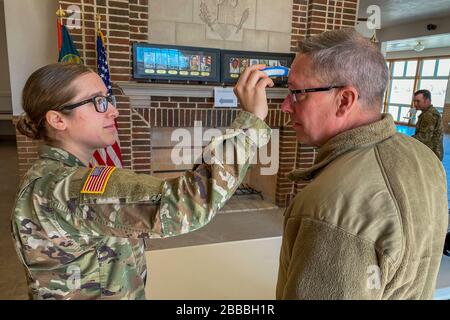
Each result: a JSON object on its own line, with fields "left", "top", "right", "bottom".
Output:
{"left": 80, "top": 166, "right": 116, "bottom": 194}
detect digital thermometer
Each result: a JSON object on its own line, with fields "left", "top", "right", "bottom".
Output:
{"left": 261, "top": 66, "right": 289, "bottom": 77}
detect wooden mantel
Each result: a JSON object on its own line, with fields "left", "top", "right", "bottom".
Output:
{"left": 116, "top": 82, "right": 289, "bottom": 107}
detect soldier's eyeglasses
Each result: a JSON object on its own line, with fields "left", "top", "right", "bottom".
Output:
{"left": 289, "top": 86, "right": 345, "bottom": 104}
{"left": 58, "top": 94, "right": 117, "bottom": 113}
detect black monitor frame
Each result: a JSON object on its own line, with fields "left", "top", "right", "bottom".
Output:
{"left": 133, "top": 43, "right": 221, "bottom": 83}
{"left": 220, "top": 50, "right": 295, "bottom": 85}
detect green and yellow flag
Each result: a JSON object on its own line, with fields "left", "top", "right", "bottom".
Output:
{"left": 58, "top": 24, "right": 82, "bottom": 64}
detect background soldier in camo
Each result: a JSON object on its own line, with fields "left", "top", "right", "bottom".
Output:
{"left": 12, "top": 63, "right": 273, "bottom": 300}
{"left": 412, "top": 89, "right": 444, "bottom": 160}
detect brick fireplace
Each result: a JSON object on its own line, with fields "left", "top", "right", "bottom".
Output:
{"left": 13, "top": 0, "right": 359, "bottom": 207}
{"left": 118, "top": 82, "right": 305, "bottom": 207}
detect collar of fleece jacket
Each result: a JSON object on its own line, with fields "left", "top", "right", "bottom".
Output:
{"left": 288, "top": 113, "right": 397, "bottom": 181}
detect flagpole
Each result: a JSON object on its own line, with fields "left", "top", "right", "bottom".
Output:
{"left": 56, "top": 4, "right": 66, "bottom": 51}
{"left": 56, "top": 4, "right": 65, "bottom": 24}
{"left": 96, "top": 13, "right": 102, "bottom": 33}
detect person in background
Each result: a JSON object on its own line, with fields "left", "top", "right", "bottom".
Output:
{"left": 190, "top": 55, "right": 199, "bottom": 71}
{"left": 235, "top": 28, "right": 448, "bottom": 299}
{"left": 412, "top": 89, "right": 443, "bottom": 160}
{"left": 230, "top": 58, "right": 240, "bottom": 73}
{"left": 12, "top": 62, "right": 272, "bottom": 300}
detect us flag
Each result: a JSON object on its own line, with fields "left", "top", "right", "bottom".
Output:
{"left": 91, "top": 29, "right": 124, "bottom": 168}
{"left": 81, "top": 166, "right": 116, "bottom": 194}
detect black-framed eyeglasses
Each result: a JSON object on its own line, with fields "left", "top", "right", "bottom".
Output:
{"left": 58, "top": 94, "right": 117, "bottom": 113}
{"left": 289, "top": 86, "right": 345, "bottom": 104}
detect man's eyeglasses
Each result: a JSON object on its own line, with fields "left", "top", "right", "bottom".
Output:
{"left": 58, "top": 94, "right": 117, "bottom": 113}
{"left": 289, "top": 86, "right": 345, "bottom": 104}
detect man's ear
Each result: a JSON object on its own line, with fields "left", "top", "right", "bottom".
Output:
{"left": 45, "top": 110, "right": 68, "bottom": 132}
{"left": 336, "top": 86, "right": 358, "bottom": 117}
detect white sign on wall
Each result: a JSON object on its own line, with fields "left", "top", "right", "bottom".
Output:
{"left": 214, "top": 87, "right": 238, "bottom": 108}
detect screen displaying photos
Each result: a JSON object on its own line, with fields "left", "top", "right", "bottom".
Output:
{"left": 134, "top": 44, "right": 220, "bottom": 82}
{"left": 228, "top": 57, "right": 289, "bottom": 78}
{"left": 221, "top": 50, "right": 295, "bottom": 84}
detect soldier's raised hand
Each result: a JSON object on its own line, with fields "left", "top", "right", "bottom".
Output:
{"left": 234, "top": 64, "right": 274, "bottom": 120}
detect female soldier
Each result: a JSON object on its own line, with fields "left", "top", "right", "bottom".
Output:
{"left": 12, "top": 63, "right": 273, "bottom": 299}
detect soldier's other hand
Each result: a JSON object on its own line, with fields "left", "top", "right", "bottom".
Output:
{"left": 234, "top": 64, "right": 273, "bottom": 120}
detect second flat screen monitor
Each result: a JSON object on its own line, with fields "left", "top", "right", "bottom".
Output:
{"left": 221, "top": 50, "right": 295, "bottom": 85}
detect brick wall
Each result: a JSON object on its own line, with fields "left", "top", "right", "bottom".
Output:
{"left": 13, "top": 0, "right": 359, "bottom": 207}
{"left": 130, "top": 96, "right": 291, "bottom": 206}
{"left": 13, "top": 126, "right": 40, "bottom": 176}
{"left": 291, "top": 0, "right": 309, "bottom": 52}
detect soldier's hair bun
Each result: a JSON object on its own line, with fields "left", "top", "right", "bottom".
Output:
{"left": 19, "top": 63, "right": 94, "bottom": 142}
{"left": 16, "top": 114, "right": 41, "bottom": 140}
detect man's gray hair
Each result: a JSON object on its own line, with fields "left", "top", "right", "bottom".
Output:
{"left": 298, "top": 28, "right": 388, "bottom": 109}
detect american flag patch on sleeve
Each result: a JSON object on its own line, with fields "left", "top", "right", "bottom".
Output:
{"left": 80, "top": 166, "right": 116, "bottom": 194}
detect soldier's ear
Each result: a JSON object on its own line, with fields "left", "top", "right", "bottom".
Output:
{"left": 46, "top": 110, "right": 68, "bottom": 132}
{"left": 336, "top": 86, "right": 358, "bottom": 117}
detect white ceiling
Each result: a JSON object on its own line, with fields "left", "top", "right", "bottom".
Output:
{"left": 358, "top": 0, "right": 450, "bottom": 28}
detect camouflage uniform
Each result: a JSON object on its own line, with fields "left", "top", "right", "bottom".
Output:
{"left": 11, "top": 111, "right": 271, "bottom": 300}
{"left": 412, "top": 105, "right": 443, "bottom": 160}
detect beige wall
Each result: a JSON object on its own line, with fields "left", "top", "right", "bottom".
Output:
{"left": 0, "top": 0, "right": 12, "bottom": 115}
{"left": 4, "top": 0, "right": 59, "bottom": 116}
{"left": 149, "top": 0, "right": 293, "bottom": 53}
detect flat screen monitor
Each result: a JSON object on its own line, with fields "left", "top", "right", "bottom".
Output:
{"left": 220, "top": 50, "right": 295, "bottom": 85}
{"left": 133, "top": 43, "right": 221, "bottom": 82}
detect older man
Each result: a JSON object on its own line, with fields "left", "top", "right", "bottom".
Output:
{"left": 235, "top": 29, "right": 448, "bottom": 300}
{"left": 412, "top": 89, "right": 443, "bottom": 160}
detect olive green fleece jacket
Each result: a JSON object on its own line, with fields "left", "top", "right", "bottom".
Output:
{"left": 276, "top": 114, "right": 448, "bottom": 300}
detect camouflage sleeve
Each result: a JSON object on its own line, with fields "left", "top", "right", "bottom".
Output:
{"left": 159, "top": 111, "right": 270, "bottom": 236}
{"left": 54, "top": 111, "right": 271, "bottom": 239}
{"left": 412, "top": 113, "right": 438, "bottom": 149}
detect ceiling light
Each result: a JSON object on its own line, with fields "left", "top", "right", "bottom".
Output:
{"left": 414, "top": 41, "right": 425, "bottom": 52}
